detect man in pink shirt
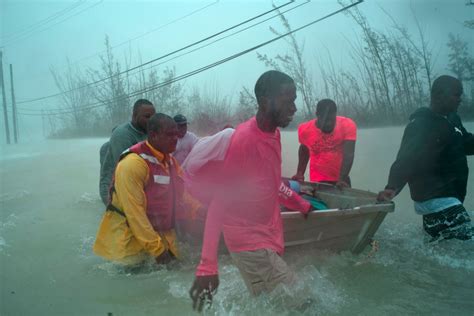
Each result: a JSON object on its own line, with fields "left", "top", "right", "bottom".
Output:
{"left": 189, "top": 71, "right": 311, "bottom": 311}
{"left": 292, "top": 99, "right": 357, "bottom": 188}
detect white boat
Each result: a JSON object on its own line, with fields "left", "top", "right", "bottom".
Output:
{"left": 282, "top": 181, "right": 394, "bottom": 254}
{"left": 177, "top": 181, "right": 394, "bottom": 255}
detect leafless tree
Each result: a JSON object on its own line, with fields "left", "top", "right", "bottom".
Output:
{"left": 256, "top": 5, "right": 316, "bottom": 118}
{"left": 187, "top": 85, "right": 233, "bottom": 135}
{"left": 50, "top": 60, "right": 95, "bottom": 135}
{"left": 88, "top": 35, "right": 130, "bottom": 126}
{"left": 235, "top": 86, "right": 256, "bottom": 123}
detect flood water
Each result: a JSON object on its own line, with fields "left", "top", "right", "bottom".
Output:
{"left": 1, "top": 124, "right": 473, "bottom": 315}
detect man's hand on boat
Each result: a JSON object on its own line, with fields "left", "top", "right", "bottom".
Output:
{"left": 377, "top": 189, "right": 396, "bottom": 202}
{"left": 303, "top": 205, "right": 314, "bottom": 220}
{"left": 291, "top": 173, "right": 305, "bottom": 182}
{"left": 335, "top": 180, "right": 350, "bottom": 190}
{"left": 190, "top": 275, "right": 219, "bottom": 312}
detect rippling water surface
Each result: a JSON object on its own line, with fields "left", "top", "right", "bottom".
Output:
{"left": 1, "top": 124, "right": 473, "bottom": 315}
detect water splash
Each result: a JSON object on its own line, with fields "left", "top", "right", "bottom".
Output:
{"left": 0, "top": 214, "right": 19, "bottom": 253}
{"left": 78, "top": 235, "right": 96, "bottom": 259}
{"left": 374, "top": 223, "right": 474, "bottom": 271}
{"left": 0, "top": 236, "right": 6, "bottom": 251}
{"left": 0, "top": 152, "right": 41, "bottom": 162}
{"left": 168, "top": 280, "right": 190, "bottom": 299}
{"left": 0, "top": 190, "right": 30, "bottom": 202}
{"left": 170, "top": 256, "right": 347, "bottom": 316}
{"left": 77, "top": 192, "right": 100, "bottom": 204}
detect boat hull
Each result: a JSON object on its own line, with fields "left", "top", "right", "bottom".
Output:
{"left": 282, "top": 181, "right": 394, "bottom": 254}
{"left": 178, "top": 181, "right": 394, "bottom": 254}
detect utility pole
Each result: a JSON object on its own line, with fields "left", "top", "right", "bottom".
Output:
{"left": 0, "top": 51, "right": 11, "bottom": 144}
{"left": 9, "top": 64, "right": 18, "bottom": 143}
{"left": 42, "top": 109, "right": 45, "bottom": 137}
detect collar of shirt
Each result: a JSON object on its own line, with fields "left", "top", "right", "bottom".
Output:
{"left": 145, "top": 141, "right": 170, "bottom": 165}
{"left": 251, "top": 116, "right": 279, "bottom": 138}
{"left": 128, "top": 122, "right": 146, "bottom": 135}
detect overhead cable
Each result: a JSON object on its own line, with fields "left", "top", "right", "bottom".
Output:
{"left": 15, "top": 0, "right": 220, "bottom": 81}
{"left": 16, "top": 0, "right": 294, "bottom": 105}
{"left": 17, "top": 0, "right": 363, "bottom": 116}
{"left": 1, "top": 0, "right": 86, "bottom": 42}
{"left": 2, "top": 0, "right": 104, "bottom": 48}
{"left": 18, "top": 0, "right": 309, "bottom": 112}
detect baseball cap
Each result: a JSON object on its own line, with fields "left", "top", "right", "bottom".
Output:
{"left": 173, "top": 114, "right": 187, "bottom": 125}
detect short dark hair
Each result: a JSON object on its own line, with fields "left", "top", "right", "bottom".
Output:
{"left": 147, "top": 113, "right": 174, "bottom": 133}
{"left": 254, "top": 70, "right": 294, "bottom": 104}
{"left": 431, "top": 75, "right": 461, "bottom": 99}
{"left": 133, "top": 99, "right": 154, "bottom": 114}
{"left": 316, "top": 99, "right": 337, "bottom": 115}
{"left": 173, "top": 114, "right": 187, "bottom": 125}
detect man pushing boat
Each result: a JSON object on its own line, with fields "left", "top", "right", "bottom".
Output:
{"left": 93, "top": 113, "right": 200, "bottom": 267}
{"left": 378, "top": 75, "right": 474, "bottom": 241}
{"left": 188, "top": 70, "right": 313, "bottom": 311}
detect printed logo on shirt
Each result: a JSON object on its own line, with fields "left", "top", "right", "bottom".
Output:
{"left": 279, "top": 182, "right": 293, "bottom": 198}
{"left": 154, "top": 175, "right": 170, "bottom": 184}
{"left": 310, "top": 134, "right": 340, "bottom": 154}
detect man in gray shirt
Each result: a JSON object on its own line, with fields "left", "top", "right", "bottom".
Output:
{"left": 99, "top": 99, "right": 156, "bottom": 205}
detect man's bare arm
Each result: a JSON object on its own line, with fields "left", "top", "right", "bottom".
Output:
{"left": 292, "top": 144, "right": 310, "bottom": 181}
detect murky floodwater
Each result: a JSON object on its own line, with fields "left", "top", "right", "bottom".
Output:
{"left": 1, "top": 124, "right": 473, "bottom": 315}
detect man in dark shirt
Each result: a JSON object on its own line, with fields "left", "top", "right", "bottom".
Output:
{"left": 99, "top": 99, "right": 155, "bottom": 205}
{"left": 378, "top": 75, "right": 474, "bottom": 241}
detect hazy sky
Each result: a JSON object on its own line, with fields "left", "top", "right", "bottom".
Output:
{"left": 0, "top": 0, "right": 472, "bottom": 142}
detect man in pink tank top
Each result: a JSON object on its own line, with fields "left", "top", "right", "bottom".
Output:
{"left": 292, "top": 99, "right": 357, "bottom": 188}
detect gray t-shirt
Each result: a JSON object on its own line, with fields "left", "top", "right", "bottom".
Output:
{"left": 99, "top": 122, "right": 147, "bottom": 205}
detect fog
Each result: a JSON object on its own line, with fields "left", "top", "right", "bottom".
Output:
{"left": 0, "top": 0, "right": 473, "bottom": 143}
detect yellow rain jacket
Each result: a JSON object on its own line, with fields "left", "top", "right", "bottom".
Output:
{"left": 93, "top": 141, "right": 198, "bottom": 262}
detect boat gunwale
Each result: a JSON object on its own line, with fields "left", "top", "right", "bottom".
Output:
{"left": 281, "top": 202, "right": 394, "bottom": 219}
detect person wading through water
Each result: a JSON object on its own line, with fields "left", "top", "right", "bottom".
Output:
{"left": 99, "top": 99, "right": 155, "bottom": 205}
{"left": 189, "top": 70, "right": 313, "bottom": 311}
{"left": 94, "top": 113, "right": 200, "bottom": 267}
{"left": 378, "top": 75, "right": 474, "bottom": 241}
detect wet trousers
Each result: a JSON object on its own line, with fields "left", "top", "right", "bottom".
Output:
{"left": 422, "top": 204, "right": 473, "bottom": 241}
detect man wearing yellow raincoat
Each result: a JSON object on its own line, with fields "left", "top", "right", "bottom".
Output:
{"left": 94, "top": 113, "right": 198, "bottom": 266}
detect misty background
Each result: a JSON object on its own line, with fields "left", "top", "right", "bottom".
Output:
{"left": 0, "top": 0, "right": 473, "bottom": 143}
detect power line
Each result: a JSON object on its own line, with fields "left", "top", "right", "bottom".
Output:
{"left": 2, "top": 1, "right": 104, "bottom": 48}
{"left": 16, "top": 0, "right": 295, "bottom": 106}
{"left": 1, "top": 1, "right": 86, "bottom": 42}
{"left": 14, "top": 0, "right": 220, "bottom": 84}
{"left": 109, "top": 0, "right": 312, "bottom": 87}
{"left": 18, "top": 0, "right": 309, "bottom": 112}
{"left": 18, "top": 0, "right": 360, "bottom": 116}
{"left": 17, "top": 0, "right": 363, "bottom": 117}
{"left": 17, "top": 0, "right": 292, "bottom": 106}
{"left": 60, "top": 0, "right": 221, "bottom": 69}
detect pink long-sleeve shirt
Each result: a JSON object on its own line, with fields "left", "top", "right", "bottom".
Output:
{"left": 196, "top": 117, "right": 310, "bottom": 276}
